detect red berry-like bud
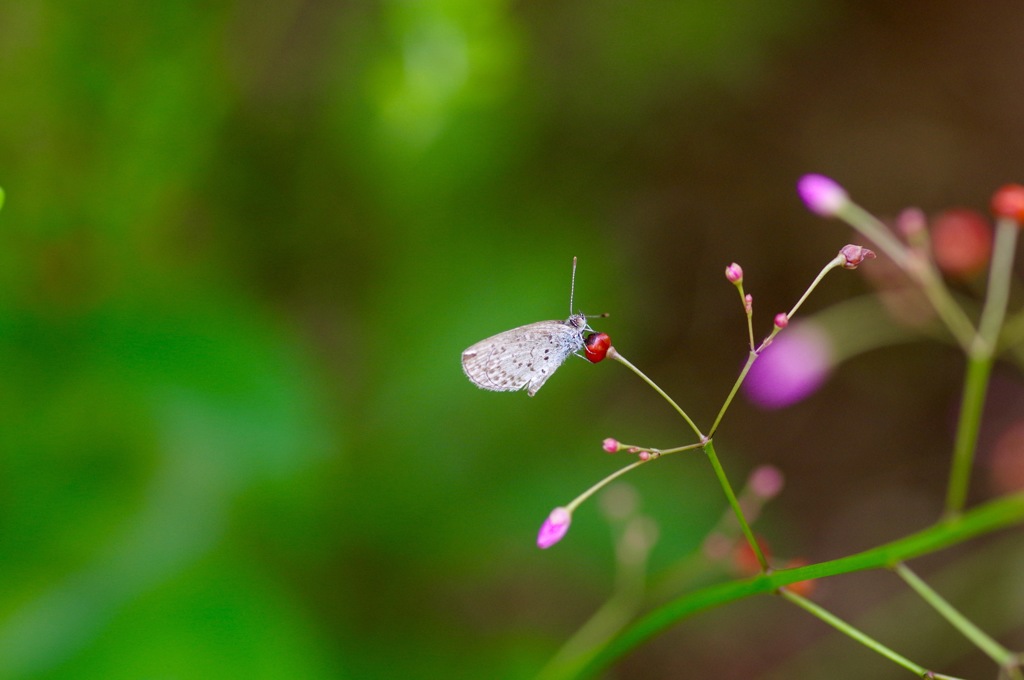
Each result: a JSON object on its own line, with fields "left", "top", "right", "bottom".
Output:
{"left": 839, "top": 244, "right": 876, "bottom": 269}
{"left": 991, "top": 184, "right": 1024, "bottom": 222}
{"left": 774, "top": 313, "right": 789, "bottom": 329}
{"left": 584, "top": 332, "right": 611, "bottom": 363}
{"left": 931, "top": 208, "right": 992, "bottom": 279}
{"left": 733, "top": 536, "right": 771, "bottom": 576}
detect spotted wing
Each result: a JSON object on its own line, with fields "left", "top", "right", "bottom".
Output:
{"left": 461, "top": 320, "right": 582, "bottom": 397}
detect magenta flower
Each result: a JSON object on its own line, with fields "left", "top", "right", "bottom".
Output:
{"left": 602, "top": 438, "right": 620, "bottom": 453}
{"left": 797, "top": 174, "right": 849, "bottom": 217}
{"left": 725, "top": 263, "right": 743, "bottom": 284}
{"left": 744, "top": 323, "right": 834, "bottom": 409}
{"left": 537, "top": 507, "right": 572, "bottom": 549}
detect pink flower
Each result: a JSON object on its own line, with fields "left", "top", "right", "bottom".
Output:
{"left": 537, "top": 507, "right": 572, "bottom": 549}
{"left": 748, "top": 465, "right": 784, "bottom": 500}
{"left": 896, "top": 207, "right": 927, "bottom": 238}
{"left": 602, "top": 438, "right": 620, "bottom": 453}
{"left": 744, "top": 323, "right": 834, "bottom": 409}
{"left": 725, "top": 263, "right": 744, "bottom": 284}
{"left": 773, "top": 313, "right": 789, "bottom": 329}
{"left": 797, "top": 174, "right": 849, "bottom": 217}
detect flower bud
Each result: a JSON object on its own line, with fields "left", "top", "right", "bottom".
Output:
{"left": 602, "top": 437, "right": 620, "bottom": 453}
{"left": 733, "top": 536, "right": 771, "bottom": 576}
{"left": 725, "top": 263, "right": 744, "bottom": 284}
{"left": 930, "top": 209, "right": 992, "bottom": 279}
{"left": 773, "top": 313, "right": 789, "bottom": 329}
{"left": 896, "top": 207, "right": 927, "bottom": 239}
{"left": 797, "top": 174, "right": 849, "bottom": 217}
{"left": 748, "top": 465, "right": 784, "bottom": 500}
{"left": 537, "top": 507, "right": 572, "bottom": 549}
{"left": 839, "top": 244, "right": 876, "bottom": 269}
{"left": 991, "top": 184, "right": 1024, "bottom": 222}
{"left": 745, "top": 322, "right": 834, "bottom": 409}
{"left": 584, "top": 332, "right": 611, "bottom": 363}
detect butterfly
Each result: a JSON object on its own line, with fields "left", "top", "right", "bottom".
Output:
{"left": 461, "top": 258, "right": 600, "bottom": 396}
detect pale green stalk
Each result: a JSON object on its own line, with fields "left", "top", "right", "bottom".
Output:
{"left": 894, "top": 562, "right": 1021, "bottom": 676}
{"left": 609, "top": 349, "right": 703, "bottom": 438}
{"left": 945, "top": 218, "right": 1020, "bottom": 516}
{"left": 704, "top": 440, "right": 767, "bottom": 571}
{"left": 780, "top": 589, "right": 965, "bottom": 680}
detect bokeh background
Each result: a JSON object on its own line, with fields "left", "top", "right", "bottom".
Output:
{"left": 1, "top": 1, "right": 1023, "bottom": 678}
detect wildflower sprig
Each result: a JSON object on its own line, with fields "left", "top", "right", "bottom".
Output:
{"left": 537, "top": 243, "right": 864, "bottom": 560}
{"left": 532, "top": 177, "right": 1024, "bottom": 680}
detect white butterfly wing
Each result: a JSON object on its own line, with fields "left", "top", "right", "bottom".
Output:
{"left": 462, "top": 320, "right": 583, "bottom": 396}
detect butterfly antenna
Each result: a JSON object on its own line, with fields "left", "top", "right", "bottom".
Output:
{"left": 569, "top": 256, "right": 578, "bottom": 314}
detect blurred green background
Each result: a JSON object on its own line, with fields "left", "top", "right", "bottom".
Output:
{"left": 2, "top": 1, "right": 1023, "bottom": 678}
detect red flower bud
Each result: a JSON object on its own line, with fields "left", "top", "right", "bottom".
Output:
{"left": 584, "top": 332, "right": 611, "bottom": 363}
{"left": 733, "top": 536, "right": 771, "bottom": 576}
{"left": 931, "top": 208, "right": 992, "bottom": 279}
{"left": 991, "top": 184, "right": 1024, "bottom": 222}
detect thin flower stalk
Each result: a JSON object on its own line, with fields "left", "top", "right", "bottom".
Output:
{"left": 893, "top": 563, "right": 1021, "bottom": 675}
{"left": 779, "top": 588, "right": 966, "bottom": 680}
{"left": 945, "top": 218, "right": 1020, "bottom": 516}
{"left": 609, "top": 348, "right": 703, "bottom": 438}
{"left": 708, "top": 253, "right": 846, "bottom": 437}
{"left": 835, "top": 198, "right": 977, "bottom": 350}
{"left": 704, "top": 440, "right": 768, "bottom": 571}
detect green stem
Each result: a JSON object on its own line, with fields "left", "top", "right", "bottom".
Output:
{"left": 779, "top": 588, "right": 960, "bottom": 679}
{"left": 912, "top": 264, "right": 978, "bottom": 352}
{"left": 893, "top": 562, "right": 1017, "bottom": 669}
{"left": 944, "top": 354, "right": 993, "bottom": 516}
{"left": 565, "top": 458, "right": 648, "bottom": 513}
{"left": 710, "top": 254, "right": 847, "bottom": 437}
{"left": 704, "top": 440, "right": 767, "bottom": 571}
{"left": 708, "top": 352, "right": 755, "bottom": 437}
{"left": 787, "top": 254, "right": 845, "bottom": 319}
{"left": 609, "top": 349, "right": 703, "bottom": 438}
{"left": 977, "top": 218, "right": 1019, "bottom": 353}
{"left": 572, "top": 491, "right": 1024, "bottom": 679}
{"left": 942, "top": 220, "right": 1016, "bottom": 517}
{"left": 837, "top": 198, "right": 977, "bottom": 350}
{"left": 836, "top": 201, "right": 912, "bottom": 268}
{"left": 733, "top": 281, "right": 755, "bottom": 350}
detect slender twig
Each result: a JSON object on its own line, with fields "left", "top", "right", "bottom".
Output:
{"left": 779, "top": 588, "right": 965, "bottom": 679}
{"left": 894, "top": 562, "right": 1019, "bottom": 671}
{"left": 704, "top": 440, "right": 768, "bottom": 571}
{"left": 609, "top": 349, "right": 703, "bottom": 438}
